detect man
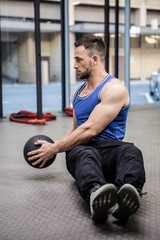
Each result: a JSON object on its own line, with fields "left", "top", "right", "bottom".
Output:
{"left": 28, "top": 35, "right": 146, "bottom": 224}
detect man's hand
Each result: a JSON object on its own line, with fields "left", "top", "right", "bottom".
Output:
{"left": 27, "top": 140, "right": 56, "bottom": 168}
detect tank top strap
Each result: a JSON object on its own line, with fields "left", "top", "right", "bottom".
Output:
{"left": 102, "top": 73, "right": 115, "bottom": 85}
{"left": 73, "top": 74, "right": 115, "bottom": 103}
{"left": 97, "top": 74, "right": 115, "bottom": 98}
{"left": 73, "top": 82, "right": 86, "bottom": 103}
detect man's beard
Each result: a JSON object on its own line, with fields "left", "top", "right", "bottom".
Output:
{"left": 78, "top": 70, "right": 91, "bottom": 80}
{"left": 77, "top": 64, "right": 92, "bottom": 80}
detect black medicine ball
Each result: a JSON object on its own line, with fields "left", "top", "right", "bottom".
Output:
{"left": 23, "top": 134, "right": 56, "bottom": 169}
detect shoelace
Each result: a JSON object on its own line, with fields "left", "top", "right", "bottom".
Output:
{"left": 136, "top": 188, "right": 148, "bottom": 197}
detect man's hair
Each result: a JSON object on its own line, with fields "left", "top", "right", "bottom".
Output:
{"left": 74, "top": 35, "right": 106, "bottom": 62}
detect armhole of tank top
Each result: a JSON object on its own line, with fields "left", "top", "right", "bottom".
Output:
{"left": 122, "top": 102, "right": 130, "bottom": 110}
{"left": 98, "top": 74, "right": 114, "bottom": 100}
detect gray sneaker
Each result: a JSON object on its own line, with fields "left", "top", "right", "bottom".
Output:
{"left": 90, "top": 183, "right": 117, "bottom": 223}
{"left": 112, "top": 184, "right": 140, "bottom": 223}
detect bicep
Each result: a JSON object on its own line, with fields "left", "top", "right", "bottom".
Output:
{"left": 86, "top": 102, "right": 119, "bottom": 135}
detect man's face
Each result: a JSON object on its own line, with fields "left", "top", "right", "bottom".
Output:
{"left": 74, "top": 46, "right": 93, "bottom": 80}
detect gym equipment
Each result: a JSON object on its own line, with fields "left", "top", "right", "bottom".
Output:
{"left": 65, "top": 107, "right": 73, "bottom": 116}
{"left": 10, "top": 110, "right": 57, "bottom": 125}
{"left": 23, "top": 134, "right": 56, "bottom": 168}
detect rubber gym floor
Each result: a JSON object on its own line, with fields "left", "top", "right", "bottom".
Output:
{"left": 0, "top": 104, "right": 160, "bottom": 240}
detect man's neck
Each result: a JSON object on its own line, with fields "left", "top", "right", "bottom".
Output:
{"left": 86, "top": 71, "right": 108, "bottom": 89}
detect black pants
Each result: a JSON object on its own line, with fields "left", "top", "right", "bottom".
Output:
{"left": 66, "top": 139, "right": 146, "bottom": 203}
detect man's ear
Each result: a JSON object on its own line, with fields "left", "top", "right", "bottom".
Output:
{"left": 92, "top": 55, "right": 98, "bottom": 65}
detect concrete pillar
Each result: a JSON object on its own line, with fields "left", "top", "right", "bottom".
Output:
{"left": 50, "top": 33, "right": 61, "bottom": 82}
{"left": 135, "top": 0, "right": 147, "bottom": 27}
{"left": 140, "top": 0, "right": 147, "bottom": 27}
{"left": 69, "top": 0, "right": 76, "bottom": 84}
{"left": 18, "top": 33, "right": 35, "bottom": 83}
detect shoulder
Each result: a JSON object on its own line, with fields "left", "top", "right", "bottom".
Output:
{"left": 101, "top": 78, "right": 127, "bottom": 94}
{"left": 101, "top": 78, "right": 129, "bottom": 106}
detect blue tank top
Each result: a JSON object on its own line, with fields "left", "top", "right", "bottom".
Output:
{"left": 73, "top": 74, "right": 130, "bottom": 141}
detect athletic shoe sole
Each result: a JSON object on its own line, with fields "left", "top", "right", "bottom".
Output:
{"left": 113, "top": 183, "right": 140, "bottom": 222}
{"left": 90, "top": 183, "right": 117, "bottom": 223}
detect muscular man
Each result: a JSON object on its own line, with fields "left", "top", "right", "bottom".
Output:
{"left": 28, "top": 35, "right": 146, "bottom": 224}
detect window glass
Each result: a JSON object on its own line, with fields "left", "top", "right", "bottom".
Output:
{"left": 0, "top": 0, "right": 62, "bottom": 115}
{"left": 0, "top": 0, "right": 160, "bottom": 114}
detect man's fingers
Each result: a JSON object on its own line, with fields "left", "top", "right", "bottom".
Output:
{"left": 31, "top": 158, "right": 47, "bottom": 168}
{"left": 27, "top": 151, "right": 39, "bottom": 160}
{"left": 39, "top": 161, "right": 47, "bottom": 168}
{"left": 31, "top": 158, "right": 42, "bottom": 166}
{"left": 34, "top": 140, "right": 46, "bottom": 145}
